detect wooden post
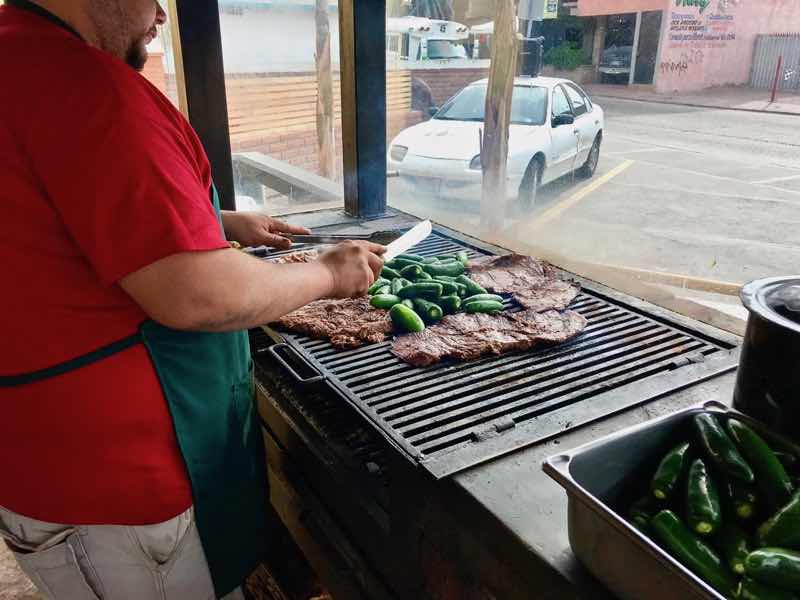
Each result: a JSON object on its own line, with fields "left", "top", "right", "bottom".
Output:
{"left": 315, "top": 0, "right": 336, "bottom": 180}
{"left": 480, "top": 0, "right": 518, "bottom": 234}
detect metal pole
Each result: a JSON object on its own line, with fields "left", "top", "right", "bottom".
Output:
{"left": 338, "top": 0, "right": 388, "bottom": 219}
{"left": 770, "top": 55, "right": 783, "bottom": 104}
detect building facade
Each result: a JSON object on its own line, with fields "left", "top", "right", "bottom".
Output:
{"left": 573, "top": 0, "right": 800, "bottom": 94}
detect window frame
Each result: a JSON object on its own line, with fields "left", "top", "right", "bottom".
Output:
{"left": 551, "top": 84, "right": 574, "bottom": 120}
{"left": 562, "top": 82, "right": 588, "bottom": 118}
{"left": 565, "top": 82, "right": 593, "bottom": 114}
{"left": 175, "top": 0, "right": 388, "bottom": 218}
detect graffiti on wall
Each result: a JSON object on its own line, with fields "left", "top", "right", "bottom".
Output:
{"left": 667, "top": 0, "right": 739, "bottom": 49}
{"left": 675, "top": 0, "right": 710, "bottom": 14}
{"left": 660, "top": 48, "right": 705, "bottom": 76}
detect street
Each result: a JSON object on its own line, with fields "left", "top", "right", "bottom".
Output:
{"left": 388, "top": 97, "right": 800, "bottom": 295}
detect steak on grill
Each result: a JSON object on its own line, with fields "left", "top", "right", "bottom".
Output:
{"left": 392, "top": 309, "right": 587, "bottom": 367}
{"left": 468, "top": 254, "right": 580, "bottom": 312}
{"left": 275, "top": 297, "right": 393, "bottom": 349}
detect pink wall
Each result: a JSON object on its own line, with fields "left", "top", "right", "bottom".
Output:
{"left": 577, "top": 0, "right": 665, "bottom": 17}
{"left": 655, "top": 0, "right": 800, "bottom": 93}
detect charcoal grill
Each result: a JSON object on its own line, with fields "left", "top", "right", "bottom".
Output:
{"left": 261, "top": 227, "right": 739, "bottom": 479}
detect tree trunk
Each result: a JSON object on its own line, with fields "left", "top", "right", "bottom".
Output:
{"left": 315, "top": 0, "right": 336, "bottom": 180}
{"left": 480, "top": 0, "right": 518, "bottom": 234}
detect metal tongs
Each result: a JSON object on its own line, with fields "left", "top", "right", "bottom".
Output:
{"left": 286, "top": 230, "right": 404, "bottom": 246}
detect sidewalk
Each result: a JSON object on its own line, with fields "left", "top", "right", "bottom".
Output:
{"left": 584, "top": 83, "right": 800, "bottom": 116}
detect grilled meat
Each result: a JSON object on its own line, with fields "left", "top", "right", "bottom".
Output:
{"left": 392, "top": 309, "right": 587, "bottom": 367}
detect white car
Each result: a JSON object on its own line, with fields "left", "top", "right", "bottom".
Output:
{"left": 388, "top": 76, "right": 604, "bottom": 206}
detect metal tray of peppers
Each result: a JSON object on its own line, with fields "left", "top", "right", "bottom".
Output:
{"left": 544, "top": 401, "right": 800, "bottom": 600}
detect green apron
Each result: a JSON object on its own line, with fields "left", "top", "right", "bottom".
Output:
{"left": 1, "top": 186, "right": 269, "bottom": 598}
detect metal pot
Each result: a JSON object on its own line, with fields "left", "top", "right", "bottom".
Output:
{"left": 733, "top": 277, "right": 800, "bottom": 440}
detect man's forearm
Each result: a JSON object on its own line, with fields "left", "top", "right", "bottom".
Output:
{"left": 120, "top": 249, "right": 335, "bottom": 332}
{"left": 197, "top": 257, "right": 335, "bottom": 331}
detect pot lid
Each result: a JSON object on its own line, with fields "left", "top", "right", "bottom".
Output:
{"left": 741, "top": 277, "right": 800, "bottom": 333}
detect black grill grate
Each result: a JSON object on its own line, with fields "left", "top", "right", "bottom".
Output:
{"left": 264, "top": 230, "right": 738, "bottom": 478}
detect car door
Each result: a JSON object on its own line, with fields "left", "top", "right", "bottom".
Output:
{"left": 548, "top": 84, "right": 579, "bottom": 180}
{"left": 564, "top": 83, "right": 599, "bottom": 165}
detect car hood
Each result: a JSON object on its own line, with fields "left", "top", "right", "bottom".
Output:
{"left": 392, "top": 119, "right": 544, "bottom": 161}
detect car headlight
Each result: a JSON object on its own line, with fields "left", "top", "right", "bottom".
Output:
{"left": 390, "top": 145, "right": 408, "bottom": 162}
{"left": 469, "top": 154, "right": 482, "bottom": 170}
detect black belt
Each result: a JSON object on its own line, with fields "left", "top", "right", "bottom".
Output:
{"left": 6, "top": 0, "right": 84, "bottom": 41}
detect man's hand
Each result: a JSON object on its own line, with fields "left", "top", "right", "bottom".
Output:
{"left": 317, "top": 241, "right": 386, "bottom": 298}
{"left": 221, "top": 211, "right": 310, "bottom": 249}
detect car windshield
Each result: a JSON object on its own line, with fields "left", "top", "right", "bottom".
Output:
{"left": 434, "top": 84, "right": 548, "bottom": 126}
{"left": 427, "top": 40, "right": 467, "bottom": 59}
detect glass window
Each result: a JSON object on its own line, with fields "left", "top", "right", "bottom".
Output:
{"left": 563, "top": 83, "right": 587, "bottom": 117}
{"left": 435, "top": 85, "right": 547, "bottom": 126}
{"left": 427, "top": 40, "right": 468, "bottom": 60}
{"left": 385, "top": 2, "right": 800, "bottom": 337}
{"left": 142, "top": 11, "right": 180, "bottom": 109}
{"left": 162, "top": 0, "right": 345, "bottom": 214}
{"left": 568, "top": 83, "right": 593, "bottom": 112}
{"left": 552, "top": 85, "right": 572, "bottom": 117}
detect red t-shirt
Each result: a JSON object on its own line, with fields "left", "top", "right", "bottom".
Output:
{"left": 0, "top": 6, "right": 230, "bottom": 524}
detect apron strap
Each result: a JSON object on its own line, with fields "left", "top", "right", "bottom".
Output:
{"left": 2, "top": 181, "right": 222, "bottom": 389}
{"left": 0, "top": 334, "right": 141, "bottom": 387}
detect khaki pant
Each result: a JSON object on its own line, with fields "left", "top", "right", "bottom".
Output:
{"left": 0, "top": 505, "right": 244, "bottom": 600}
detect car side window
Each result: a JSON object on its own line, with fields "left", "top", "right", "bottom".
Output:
{"left": 552, "top": 85, "right": 572, "bottom": 118}
{"left": 564, "top": 83, "right": 588, "bottom": 117}
{"left": 571, "top": 83, "right": 593, "bottom": 112}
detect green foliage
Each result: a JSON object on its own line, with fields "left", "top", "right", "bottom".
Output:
{"left": 543, "top": 42, "right": 591, "bottom": 71}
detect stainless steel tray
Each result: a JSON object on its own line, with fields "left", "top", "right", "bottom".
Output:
{"left": 543, "top": 401, "right": 800, "bottom": 600}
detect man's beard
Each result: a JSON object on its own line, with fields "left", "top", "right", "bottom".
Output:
{"left": 88, "top": 0, "right": 150, "bottom": 71}
{"left": 125, "top": 39, "right": 149, "bottom": 71}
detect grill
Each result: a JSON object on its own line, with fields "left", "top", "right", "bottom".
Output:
{"left": 262, "top": 228, "right": 739, "bottom": 479}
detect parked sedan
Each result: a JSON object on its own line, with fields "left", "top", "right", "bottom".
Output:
{"left": 388, "top": 76, "right": 604, "bottom": 207}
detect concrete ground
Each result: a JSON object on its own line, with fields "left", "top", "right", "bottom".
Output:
{"left": 389, "top": 95, "right": 800, "bottom": 329}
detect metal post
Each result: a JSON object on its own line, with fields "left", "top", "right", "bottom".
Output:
{"left": 339, "top": 0, "right": 388, "bottom": 219}
{"left": 629, "top": 11, "right": 642, "bottom": 86}
{"left": 770, "top": 55, "right": 783, "bottom": 104}
{"left": 172, "top": 0, "right": 236, "bottom": 211}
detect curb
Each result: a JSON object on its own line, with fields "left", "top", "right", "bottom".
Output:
{"left": 589, "top": 93, "right": 800, "bottom": 118}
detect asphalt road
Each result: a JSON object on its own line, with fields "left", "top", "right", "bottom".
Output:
{"left": 388, "top": 97, "right": 800, "bottom": 293}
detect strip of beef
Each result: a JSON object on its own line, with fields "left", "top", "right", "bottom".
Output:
{"left": 468, "top": 254, "right": 580, "bottom": 312}
{"left": 392, "top": 308, "right": 587, "bottom": 367}
{"left": 275, "top": 297, "right": 392, "bottom": 349}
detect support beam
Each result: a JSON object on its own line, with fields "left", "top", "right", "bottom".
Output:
{"left": 339, "top": 0, "right": 387, "bottom": 219}
{"left": 629, "top": 11, "right": 642, "bottom": 86}
{"left": 173, "top": 0, "right": 236, "bottom": 211}
{"left": 481, "top": 0, "right": 518, "bottom": 234}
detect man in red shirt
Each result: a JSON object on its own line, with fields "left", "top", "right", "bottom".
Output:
{"left": 0, "top": 1, "right": 385, "bottom": 598}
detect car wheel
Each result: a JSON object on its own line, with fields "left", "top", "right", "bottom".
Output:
{"left": 518, "top": 157, "right": 542, "bottom": 209}
{"left": 578, "top": 135, "right": 601, "bottom": 179}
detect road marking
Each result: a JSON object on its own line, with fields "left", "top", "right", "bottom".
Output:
{"left": 526, "top": 160, "right": 635, "bottom": 230}
{"left": 644, "top": 227, "right": 800, "bottom": 254}
{"left": 605, "top": 147, "right": 682, "bottom": 156}
{"left": 751, "top": 174, "right": 800, "bottom": 185}
{"left": 628, "top": 156, "right": 800, "bottom": 197}
{"left": 616, "top": 182, "right": 800, "bottom": 207}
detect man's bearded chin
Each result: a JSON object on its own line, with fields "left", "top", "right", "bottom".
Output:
{"left": 126, "top": 39, "right": 149, "bottom": 71}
